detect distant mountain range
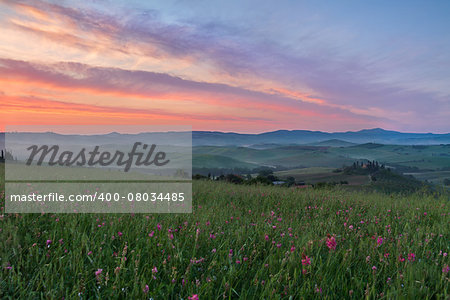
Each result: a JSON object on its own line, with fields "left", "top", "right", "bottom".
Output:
{"left": 192, "top": 128, "right": 450, "bottom": 146}
{"left": 1, "top": 128, "right": 450, "bottom": 149}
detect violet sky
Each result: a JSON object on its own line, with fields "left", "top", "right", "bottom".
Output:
{"left": 0, "top": 0, "right": 449, "bottom": 133}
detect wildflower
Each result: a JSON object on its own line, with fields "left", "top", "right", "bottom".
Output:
{"left": 46, "top": 240, "right": 52, "bottom": 247}
{"left": 290, "top": 245, "right": 295, "bottom": 252}
{"left": 149, "top": 231, "right": 154, "bottom": 237}
{"left": 88, "top": 251, "right": 93, "bottom": 256}
{"left": 372, "top": 266, "right": 377, "bottom": 271}
{"left": 143, "top": 284, "right": 149, "bottom": 293}
{"left": 301, "top": 255, "right": 311, "bottom": 266}
{"left": 118, "top": 231, "right": 123, "bottom": 237}
{"left": 408, "top": 253, "right": 415, "bottom": 262}
{"left": 188, "top": 294, "right": 199, "bottom": 300}
{"left": 443, "top": 265, "right": 449, "bottom": 274}
{"left": 152, "top": 266, "right": 158, "bottom": 274}
{"left": 377, "top": 236, "right": 383, "bottom": 246}
{"left": 265, "top": 234, "right": 269, "bottom": 241}
{"left": 95, "top": 269, "right": 103, "bottom": 277}
{"left": 211, "top": 248, "right": 216, "bottom": 253}
{"left": 326, "top": 235, "right": 336, "bottom": 251}
{"left": 398, "top": 255, "right": 405, "bottom": 262}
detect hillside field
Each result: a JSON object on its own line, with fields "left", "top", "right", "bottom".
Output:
{"left": 193, "top": 144, "right": 450, "bottom": 185}
{"left": 274, "top": 167, "right": 369, "bottom": 185}
{"left": 0, "top": 162, "right": 449, "bottom": 299}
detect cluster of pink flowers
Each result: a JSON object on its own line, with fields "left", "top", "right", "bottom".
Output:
{"left": 95, "top": 269, "right": 102, "bottom": 277}
{"left": 301, "top": 255, "right": 311, "bottom": 266}
{"left": 443, "top": 265, "right": 449, "bottom": 274}
{"left": 326, "top": 235, "right": 336, "bottom": 251}
{"left": 377, "top": 236, "right": 383, "bottom": 246}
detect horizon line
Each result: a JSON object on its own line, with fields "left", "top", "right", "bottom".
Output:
{"left": 0, "top": 127, "right": 449, "bottom": 135}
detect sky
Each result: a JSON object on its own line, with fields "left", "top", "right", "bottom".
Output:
{"left": 0, "top": 0, "right": 449, "bottom": 133}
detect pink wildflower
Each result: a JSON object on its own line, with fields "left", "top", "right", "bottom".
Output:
{"left": 301, "top": 255, "right": 311, "bottom": 266}
{"left": 377, "top": 236, "right": 383, "bottom": 246}
{"left": 326, "top": 235, "right": 336, "bottom": 251}
{"left": 443, "top": 265, "right": 449, "bottom": 274}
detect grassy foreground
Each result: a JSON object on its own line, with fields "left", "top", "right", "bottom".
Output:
{"left": 0, "top": 177, "right": 449, "bottom": 299}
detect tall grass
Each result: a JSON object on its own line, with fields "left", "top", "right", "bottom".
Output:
{"left": 0, "top": 174, "right": 449, "bottom": 298}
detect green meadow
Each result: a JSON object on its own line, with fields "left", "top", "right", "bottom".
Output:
{"left": 0, "top": 162, "right": 449, "bottom": 299}
{"left": 193, "top": 143, "right": 450, "bottom": 188}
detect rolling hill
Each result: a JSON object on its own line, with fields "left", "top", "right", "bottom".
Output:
{"left": 192, "top": 128, "right": 450, "bottom": 146}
